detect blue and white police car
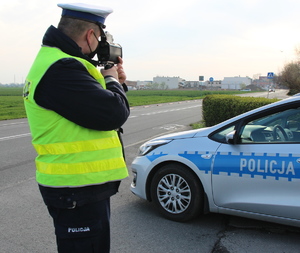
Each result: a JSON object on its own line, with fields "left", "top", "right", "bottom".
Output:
{"left": 130, "top": 95, "right": 300, "bottom": 227}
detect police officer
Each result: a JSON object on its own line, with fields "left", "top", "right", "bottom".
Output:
{"left": 23, "top": 3, "right": 130, "bottom": 252}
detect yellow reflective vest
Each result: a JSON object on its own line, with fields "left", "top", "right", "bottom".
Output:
{"left": 23, "top": 46, "right": 128, "bottom": 187}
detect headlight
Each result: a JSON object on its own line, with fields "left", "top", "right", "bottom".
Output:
{"left": 138, "top": 139, "right": 172, "bottom": 156}
{"left": 131, "top": 171, "right": 137, "bottom": 187}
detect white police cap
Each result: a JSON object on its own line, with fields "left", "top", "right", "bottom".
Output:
{"left": 57, "top": 3, "right": 113, "bottom": 25}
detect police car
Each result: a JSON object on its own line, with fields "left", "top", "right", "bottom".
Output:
{"left": 130, "top": 95, "right": 300, "bottom": 227}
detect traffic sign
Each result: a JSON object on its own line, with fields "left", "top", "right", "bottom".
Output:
{"left": 209, "top": 77, "right": 214, "bottom": 82}
{"left": 267, "top": 72, "right": 274, "bottom": 79}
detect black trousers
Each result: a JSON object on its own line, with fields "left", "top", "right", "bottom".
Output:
{"left": 47, "top": 198, "right": 111, "bottom": 253}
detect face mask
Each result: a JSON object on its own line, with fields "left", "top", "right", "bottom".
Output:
{"left": 88, "top": 43, "right": 99, "bottom": 59}
{"left": 87, "top": 32, "right": 99, "bottom": 59}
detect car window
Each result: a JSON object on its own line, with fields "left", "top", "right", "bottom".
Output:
{"left": 250, "top": 112, "right": 283, "bottom": 127}
{"left": 239, "top": 108, "right": 300, "bottom": 144}
{"left": 287, "top": 112, "right": 300, "bottom": 130}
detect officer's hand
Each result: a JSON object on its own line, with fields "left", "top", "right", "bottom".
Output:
{"left": 101, "top": 57, "right": 126, "bottom": 84}
{"left": 101, "top": 66, "right": 118, "bottom": 80}
{"left": 117, "top": 57, "right": 126, "bottom": 84}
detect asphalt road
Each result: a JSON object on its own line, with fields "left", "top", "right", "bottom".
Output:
{"left": 1, "top": 89, "right": 300, "bottom": 253}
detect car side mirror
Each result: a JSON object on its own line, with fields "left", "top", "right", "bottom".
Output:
{"left": 226, "top": 130, "right": 236, "bottom": 144}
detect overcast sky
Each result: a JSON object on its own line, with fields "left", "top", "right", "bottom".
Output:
{"left": 1, "top": 0, "right": 300, "bottom": 84}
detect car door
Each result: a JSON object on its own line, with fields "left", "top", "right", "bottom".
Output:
{"left": 211, "top": 107, "right": 300, "bottom": 220}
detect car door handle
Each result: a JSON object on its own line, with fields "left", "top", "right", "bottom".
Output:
{"left": 201, "top": 154, "right": 212, "bottom": 159}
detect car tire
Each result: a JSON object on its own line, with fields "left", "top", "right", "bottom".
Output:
{"left": 150, "top": 163, "right": 204, "bottom": 222}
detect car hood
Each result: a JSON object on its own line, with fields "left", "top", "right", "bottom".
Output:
{"left": 152, "top": 127, "right": 212, "bottom": 141}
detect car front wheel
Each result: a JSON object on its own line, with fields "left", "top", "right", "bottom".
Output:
{"left": 150, "top": 163, "right": 204, "bottom": 222}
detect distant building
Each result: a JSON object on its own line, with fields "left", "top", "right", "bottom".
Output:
{"left": 252, "top": 76, "right": 273, "bottom": 90}
{"left": 131, "top": 75, "right": 262, "bottom": 90}
{"left": 136, "top": 80, "right": 152, "bottom": 89}
{"left": 126, "top": 80, "right": 138, "bottom": 90}
{"left": 153, "top": 76, "right": 184, "bottom": 89}
{"left": 222, "top": 76, "right": 252, "bottom": 90}
{"left": 184, "top": 81, "right": 201, "bottom": 88}
{"left": 205, "top": 80, "right": 222, "bottom": 89}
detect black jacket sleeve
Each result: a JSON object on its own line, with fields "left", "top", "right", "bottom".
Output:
{"left": 34, "top": 58, "right": 130, "bottom": 131}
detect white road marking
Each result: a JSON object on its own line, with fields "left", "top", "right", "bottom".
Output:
{"left": 132, "top": 105, "right": 201, "bottom": 117}
{"left": 0, "top": 133, "right": 31, "bottom": 141}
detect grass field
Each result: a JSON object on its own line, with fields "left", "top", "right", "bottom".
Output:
{"left": 0, "top": 87, "right": 26, "bottom": 120}
{"left": 126, "top": 89, "right": 246, "bottom": 106}
{"left": 0, "top": 87, "right": 248, "bottom": 120}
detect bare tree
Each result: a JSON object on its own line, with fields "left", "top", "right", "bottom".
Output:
{"left": 278, "top": 45, "right": 300, "bottom": 95}
{"left": 279, "top": 62, "right": 300, "bottom": 94}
